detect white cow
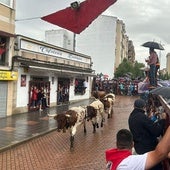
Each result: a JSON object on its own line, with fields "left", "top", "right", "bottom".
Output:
{"left": 103, "top": 93, "right": 115, "bottom": 101}
{"left": 101, "top": 93, "right": 115, "bottom": 118}
{"left": 86, "top": 99, "right": 105, "bottom": 133}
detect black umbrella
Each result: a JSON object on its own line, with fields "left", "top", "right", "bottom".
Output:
{"left": 150, "top": 87, "right": 170, "bottom": 99}
{"left": 142, "top": 41, "right": 164, "bottom": 50}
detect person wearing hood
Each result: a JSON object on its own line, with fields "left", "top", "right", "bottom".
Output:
{"left": 128, "top": 99, "right": 167, "bottom": 170}
{"left": 105, "top": 127, "right": 170, "bottom": 170}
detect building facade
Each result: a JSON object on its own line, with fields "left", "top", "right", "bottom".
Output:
{"left": 75, "top": 15, "right": 130, "bottom": 78}
{"left": 166, "top": 53, "right": 170, "bottom": 74}
{"left": 128, "top": 40, "right": 135, "bottom": 63}
{"left": 45, "top": 15, "right": 133, "bottom": 79}
{"left": 12, "top": 35, "right": 95, "bottom": 115}
{"left": 45, "top": 29, "right": 74, "bottom": 51}
{"left": 0, "top": 0, "right": 96, "bottom": 118}
{"left": 0, "top": 1, "right": 97, "bottom": 118}
{"left": 0, "top": 0, "right": 17, "bottom": 117}
{"left": 115, "top": 19, "right": 129, "bottom": 70}
{"left": 75, "top": 15, "right": 117, "bottom": 78}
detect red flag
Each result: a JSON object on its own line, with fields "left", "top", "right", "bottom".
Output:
{"left": 41, "top": 0, "right": 117, "bottom": 34}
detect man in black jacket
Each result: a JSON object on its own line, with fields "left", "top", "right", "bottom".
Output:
{"left": 128, "top": 98, "right": 167, "bottom": 170}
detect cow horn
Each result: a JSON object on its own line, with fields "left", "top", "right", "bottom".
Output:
{"left": 47, "top": 113, "right": 57, "bottom": 117}
{"left": 65, "top": 114, "right": 71, "bottom": 117}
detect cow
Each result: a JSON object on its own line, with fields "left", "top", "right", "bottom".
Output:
{"left": 91, "top": 90, "right": 106, "bottom": 99}
{"left": 86, "top": 99, "right": 105, "bottom": 133}
{"left": 101, "top": 93, "right": 115, "bottom": 118}
{"left": 103, "top": 93, "right": 115, "bottom": 101}
{"left": 53, "top": 106, "right": 86, "bottom": 150}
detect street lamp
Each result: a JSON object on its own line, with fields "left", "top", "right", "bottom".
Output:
{"left": 70, "top": 1, "right": 80, "bottom": 10}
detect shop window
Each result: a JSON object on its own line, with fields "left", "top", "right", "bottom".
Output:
{"left": 0, "top": 36, "right": 8, "bottom": 66}
{"left": 75, "top": 78, "right": 87, "bottom": 95}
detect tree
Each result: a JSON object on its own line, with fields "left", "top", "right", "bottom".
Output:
{"left": 114, "top": 58, "right": 145, "bottom": 79}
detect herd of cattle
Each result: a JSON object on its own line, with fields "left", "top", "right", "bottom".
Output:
{"left": 49, "top": 91, "right": 115, "bottom": 150}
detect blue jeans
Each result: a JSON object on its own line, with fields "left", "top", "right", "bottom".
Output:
{"left": 149, "top": 64, "right": 156, "bottom": 86}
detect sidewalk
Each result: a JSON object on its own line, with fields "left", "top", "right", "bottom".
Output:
{"left": 0, "top": 98, "right": 94, "bottom": 152}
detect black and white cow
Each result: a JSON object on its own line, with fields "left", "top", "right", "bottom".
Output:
{"left": 86, "top": 99, "right": 105, "bottom": 133}
{"left": 53, "top": 106, "right": 86, "bottom": 149}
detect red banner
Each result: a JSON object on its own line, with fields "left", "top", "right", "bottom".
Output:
{"left": 41, "top": 0, "right": 117, "bottom": 34}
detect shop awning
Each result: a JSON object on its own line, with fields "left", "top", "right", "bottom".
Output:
{"left": 28, "top": 65, "right": 96, "bottom": 77}
{"left": 13, "top": 55, "right": 96, "bottom": 77}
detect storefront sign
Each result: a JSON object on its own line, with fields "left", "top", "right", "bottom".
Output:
{"left": 0, "top": 71, "right": 18, "bottom": 80}
{"left": 20, "top": 39, "right": 91, "bottom": 64}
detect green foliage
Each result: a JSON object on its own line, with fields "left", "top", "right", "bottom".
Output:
{"left": 159, "top": 72, "right": 170, "bottom": 80}
{"left": 114, "top": 58, "right": 145, "bottom": 79}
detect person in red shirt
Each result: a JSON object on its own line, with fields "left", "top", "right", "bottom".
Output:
{"left": 105, "top": 127, "right": 170, "bottom": 170}
{"left": 31, "top": 86, "right": 38, "bottom": 108}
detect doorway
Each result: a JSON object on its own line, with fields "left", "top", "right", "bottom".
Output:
{"left": 28, "top": 81, "right": 50, "bottom": 111}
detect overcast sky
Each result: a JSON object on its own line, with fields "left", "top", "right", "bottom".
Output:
{"left": 15, "top": 0, "right": 170, "bottom": 69}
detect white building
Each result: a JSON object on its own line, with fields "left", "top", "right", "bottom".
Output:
{"left": 45, "top": 29, "right": 74, "bottom": 51}
{"left": 45, "top": 15, "right": 128, "bottom": 79}
{"left": 75, "top": 15, "right": 117, "bottom": 78}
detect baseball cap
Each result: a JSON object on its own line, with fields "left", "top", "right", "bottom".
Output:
{"left": 134, "top": 99, "right": 146, "bottom": 109}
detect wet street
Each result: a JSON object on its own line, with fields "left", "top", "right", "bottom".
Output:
{"left": 0, "top": 95, "right": 138, "bottom": 170}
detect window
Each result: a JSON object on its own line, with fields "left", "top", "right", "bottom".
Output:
{"left": 75, "top": 78, "right": 86, "bottom": 95}
{"left": 0, "top": 36, "right": 9, "bottom": 66}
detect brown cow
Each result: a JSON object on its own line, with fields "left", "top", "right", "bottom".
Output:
{"left": 53, "top": 106, "right": 86, "bottom": 149}
{"left": 92, "top": 90, "right": 106, "bottom": 99}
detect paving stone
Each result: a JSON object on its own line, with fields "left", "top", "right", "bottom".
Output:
{"left": 0, "top": 95, "right": 138, "bottom": 169}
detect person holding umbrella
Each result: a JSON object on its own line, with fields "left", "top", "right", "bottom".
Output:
{"left": 142, "top": 41, "right": 164, "bottom": 88}
{"left": 145, "top": 48, "right": 158, "bottom": 88}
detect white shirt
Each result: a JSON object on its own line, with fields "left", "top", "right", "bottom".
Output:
{"left": 117, "top": 153, "right": 147, "bottom": 170}
{"left": 83, "top": 81, "right": 88, "bottom": 88}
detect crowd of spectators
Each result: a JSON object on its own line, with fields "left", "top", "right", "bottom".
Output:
{"left": 93, "top": 77, "right": 140, "bottom": 96}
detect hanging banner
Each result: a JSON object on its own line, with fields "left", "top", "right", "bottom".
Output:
{"left": 41, "top": 0, "right": 117, "bottom": 34}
